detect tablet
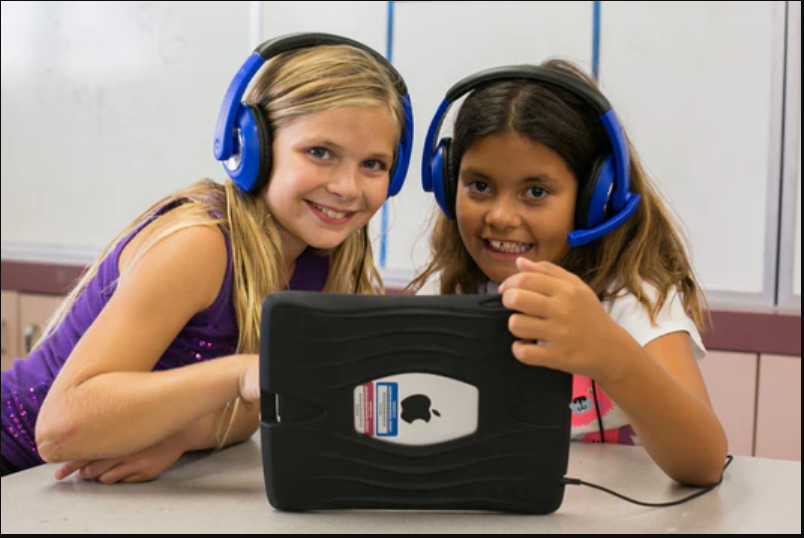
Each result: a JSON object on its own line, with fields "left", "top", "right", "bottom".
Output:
{"left": 259, "top": 291, "right": 572, "bottom": 514}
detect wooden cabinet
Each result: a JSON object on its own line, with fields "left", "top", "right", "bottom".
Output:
{"left": 1, "top": 291, "right": 20, "bottom": 371}
{"left": 700, "top": 351, "right": 801, "bottom": 461}
{"left": 756, "top": 355, "right": 802, "bottom": 461}
{"left": 17, "top": 293, "right": 63, "bottom": 358}
{"left": 699, "top": 351, "right": 759, "bottom": 457}
{"left": 1, "top": 292, "right": 63, "bottom": 370}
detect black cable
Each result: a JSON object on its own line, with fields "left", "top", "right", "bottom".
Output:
{"left": 591, "top": 380, "right": 605, "bottom": 444}
{"left": 561, "top": 455, "right": 734, "bottom": 508}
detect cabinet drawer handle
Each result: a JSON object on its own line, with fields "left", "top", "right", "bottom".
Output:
{"left": 24, "top": 324, "right": 40, "bottom": 355}
{"left": 1, "top": 319, "right": 7, "bottom": 355}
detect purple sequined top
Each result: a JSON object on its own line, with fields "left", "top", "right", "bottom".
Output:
{"left": 1, "top": 207, "right": 329, "bottom": 471}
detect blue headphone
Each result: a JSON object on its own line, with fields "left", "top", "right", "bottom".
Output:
{"left": 422, "top": 66, "right": 641, "bottom": 248}
{"left": 213, "top": 33, "right": 414, "bottom": 197}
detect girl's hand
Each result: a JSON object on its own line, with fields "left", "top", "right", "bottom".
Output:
{"left": 499, "top": 258, "right": 629, "bottom": 382}
{"left": 238, "top": 354, "right": 260, "bottom": 405}
{"left": 54, "top": 435, "right": 185, "bottom": 484}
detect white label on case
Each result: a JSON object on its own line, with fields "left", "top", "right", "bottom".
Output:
{"left": 353, "top": 373, "right": 479, "bottom": 446}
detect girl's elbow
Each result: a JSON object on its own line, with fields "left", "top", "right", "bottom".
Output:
{"left": 673, "top": 436, "right": 730, "bottom": 487}
{"left": 35, "top": 421, "right": 64, "bottom": 463}
{"left": 704, "top": 422, "right": 730, "bottom": 485}
{"left": 674, "top": 461, "right": 726, "bottom": 488}
{"left": 35, "top": 400, "right": 79, "bottom": 463}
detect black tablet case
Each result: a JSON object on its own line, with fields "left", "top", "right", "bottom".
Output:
{"left": 260, "top": 291, "right": 572, "bottom": 514}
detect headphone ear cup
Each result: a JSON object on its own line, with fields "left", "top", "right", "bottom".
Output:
{"left": 576, "top": 155, "right": 615, "bottom": 230}
{"left": 431, "top": 138, "right": 456, "bottom": 219}
{"left": 246, "top": 103, "right": 273, "bottom": 194}
{"left": 387, "top": 95, "right": 414, "bottom": 198}
{"left": 227, "top": 104, "right": 272, "bottom": 194}
{"left": 441, "top": 138, "right": 458, "bottom": 220}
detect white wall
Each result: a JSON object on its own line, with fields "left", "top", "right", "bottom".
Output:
{"left": 795, "top": 123, "right": 801, "bottom": 298}
{"left": 778, "top": 0, "right": 801, "bottom": 309}
{"left": 793, "top": 0, "right": 802, "bottom": 301}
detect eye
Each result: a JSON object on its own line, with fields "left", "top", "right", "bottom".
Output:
{"left": 308, "top": 147, "right": 332, "bottom": 160}
{"left": 468, "top": 181, "right": 492, "bottom": 194}
{"left": 526, "top": 186, "right": 548, "bottom": 200}
{"left": 363, "top": 159, "right": 388, "bottom": 172}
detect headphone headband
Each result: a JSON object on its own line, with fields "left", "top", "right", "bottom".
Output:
{"left": 445, "top": 66, "right": 610, "bottom": 113}
{"left": 254, "top": 33, "right": 409, "bottom": 96}
{"left": 213, "top": 33, "right": 413, "bottom": 197}
{"left": 422, "top": 65, "right": 640, "bottom": 246}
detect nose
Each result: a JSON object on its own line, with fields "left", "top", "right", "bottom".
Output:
{"left": 485, "top": 198, "right": 522, "bottom": 230}
{"left": 326, "top": 165, "right": 361, "bottom": 200}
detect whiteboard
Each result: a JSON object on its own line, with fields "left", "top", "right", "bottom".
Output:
{"left": 0, "top": 1, "right": 250, "bottom": 251}
{"left": 388, "top": 1, "right": 594, "bottom": 276}
{"left": 0, "top": 1, "right": 795, "bottom": 308}
{"left": 262, "top": 1, "right": 387, "bottom": 52}
{"left": 600, "top": 1, "right": 782, "bottom": 299}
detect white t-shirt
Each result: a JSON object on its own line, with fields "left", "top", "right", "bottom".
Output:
{"left": 416, "top": 276, "right": 706, "bottom": 445}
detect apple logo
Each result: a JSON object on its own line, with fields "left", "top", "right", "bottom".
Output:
{"left": 400, "top": 394, "right": 441, "bottom": 424}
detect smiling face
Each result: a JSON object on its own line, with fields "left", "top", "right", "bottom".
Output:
{"left": 455, "top": 130, "right": 578, "bottom": 284}
{"left": 261, "top": 105, "right": 398, "bottom": 257}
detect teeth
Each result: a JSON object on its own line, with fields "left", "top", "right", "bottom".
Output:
{"left": 488, "top": 239, "right": 532, "bottom": 254}
{"left": 314, "top": 204, "right": 348, "bottom": 220}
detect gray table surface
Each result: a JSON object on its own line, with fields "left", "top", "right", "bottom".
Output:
{"left": 2, "top": 434, "right": 800, "bottom": 534}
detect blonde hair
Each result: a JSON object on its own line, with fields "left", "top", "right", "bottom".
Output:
{"left": 408, "top": 59, "right": 708, "bottom": 331}
{"left": 38, "top": 44, "right": 407, "bottom": 444}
